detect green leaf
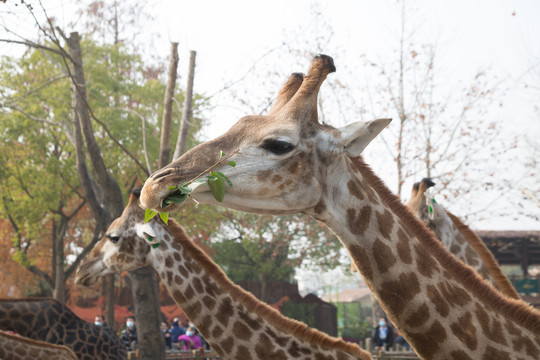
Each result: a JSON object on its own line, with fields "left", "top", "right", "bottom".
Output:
{"left": 216, "top": 172, "right": 233, "bottom": 187}
{"left": 151, "top": 243, "right": 161, "bottom": 249}
{"left": 159, "top": 212, "right": 169, "bottom": 225}
{"left": 163, "top": 193, "right": 187, "bottom": 205}
{"left": 208, "top": 177, "right": 225, "bottom": 202}
{"left": 176, "top": 185, "right": 193, "bottom": 194}
{"left": 429, "top": 205, "right": 433, "bottom": 213}
{"left": 145, "top": 208, "right": 158, "bottom": 223}
{"left": 168, "top": 186, "right": 177, "bottom": 191}
{"left": 227, "top": 161, "right": 236, "bottom": 167}
{"left": 220, "top": 150, "right": 226, "bottom": 157}
{"left": 432, "top": 198, "right": 436, "bottom": 204}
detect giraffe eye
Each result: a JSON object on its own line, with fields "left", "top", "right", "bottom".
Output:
{"left": 261, "top": 139, "right": 295, "bottom": 155}
{"left": 107, "top": 234, "right": 120, "bottom": 244}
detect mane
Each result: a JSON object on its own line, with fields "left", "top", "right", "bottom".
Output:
{"left": 0, "top": 330, "right": 78, "bottom": 358}
{"left": 446, "top": 211, "right": 521, "bottom": 300}
{"left": 165, "top": 219, "right": 370, "bottom": 359}
{"left": 350, "top": 156, "right": 540, "bottom": 332}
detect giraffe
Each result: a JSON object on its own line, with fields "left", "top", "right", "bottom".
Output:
{"left": 0, "top": 298, "right": 127, "bottom": 360}
{"left": 406, "top": 178, "right": 520, "bottom": 299}
{"left": 140, "top": 54, "right": 540, "bottom": 359}
{"left": 74, "top": 188, "right": 372, "bottom": 360}
{"left": 0, "top": 329, "right": 78, "bottom": 360}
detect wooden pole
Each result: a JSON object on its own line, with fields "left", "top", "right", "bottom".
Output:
{"left": 173, "top": 50, "right": 196, "bottom": 160}
{"left": 158, "top": 42, "right": 179, "bottom": 169}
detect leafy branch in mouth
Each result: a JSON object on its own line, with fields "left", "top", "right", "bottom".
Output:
{"left": 144, "top": 150, "right": 238, "bottom": 226}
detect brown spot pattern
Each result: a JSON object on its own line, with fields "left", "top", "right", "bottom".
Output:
{"left": 450, "top": 350, "right": 473, "bottom": 360}
{"left": 257, "top": 170, "right": 272, "bottom": 182}
{"left": 346, "top": 206, "right": 372, "bottom": 236}
{"left": 405, "top": 303, "right": 430, "bottom": 328}
{"left": 482, "top": 346, "right": 510, "bottom": 360}
{"left": 438, "top": 282, "right": 472, "bottom": 307}
{"left": 347, "top": 180, "right": 365, "bottom": 201}
{"left": 395, "top": 228, "right": 412, "bottom": 264}
{"left": 475, "top": 303, "right": 507, "bottom": 346}
{"left": 450, "top": 312, "right": 478, "bottom": 350}
{"left": 215, "top": 298, "right": 234, "bottom": 329}
{"left": 426, "top": 285, "right": 450, "bottom": 317}
{"left": 348, "top": 244, "right": 373, "bottom": 282}
{"left": 192, "top": 277, "right": 203, "bottom": 294}
{"left": 232, "top": 321, "right": 252, "bottom": 341}
{"left": 235, "top": 345, "right": 252, "bottom": 360}
{"left": 372, "top": 238, "right": 396, "bottom": 273}
{"left": 202, "top": 296, "right": 216, "bottom": 311}
{"left": 407, "top": 321, "right": 446, "bottom": 359}
{"left": 414, "top": 243, "right": 440, "bottom": 277}
{"left": 238, "top": 312, "right": 262, "bottom": 331}
{"left": 376, "top": 210, "right": 394, "bottom": 240}
{"left": 378, "top": 273, "right": 421, "bottom": 315}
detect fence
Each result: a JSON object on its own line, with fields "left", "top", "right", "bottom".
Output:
{"left": 128, "top": 350, "right": 220, "bottom": 359}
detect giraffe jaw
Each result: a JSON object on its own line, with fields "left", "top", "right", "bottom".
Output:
{"left": 74, "top": 259, "right": 106, "bottom": 287}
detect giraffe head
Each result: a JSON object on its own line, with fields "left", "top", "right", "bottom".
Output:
{"left": 141, "top": 54, "right": 391, "bottom": 216}
{"left": 75, "top": 189, "right": 162, "bottom": 286}
{"left": 406, "top": 177, "right": 437, "bottom": 224}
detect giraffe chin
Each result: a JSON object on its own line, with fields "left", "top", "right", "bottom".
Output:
{"left": 74, "top": 273, "right": 99, "bottom": 287}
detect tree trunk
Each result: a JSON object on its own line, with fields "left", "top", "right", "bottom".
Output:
{"left": 52, "top": 219, "right": 66, "bottom": 304}
{"left": 67, "top": 32, "right": 164, "bottom": 358}
{"left": 67, "top": 32, "right": 124, "bottom": 218}
{"left": 173, "top": 50, "right": 196, "bottom": 160}
{"left": 130, "top": 267, "right": 165, "bottom": 360}
{"left": 158, "top": 42, "right": 179, "bottom": 169}
{"left": 105, "top": 274, "right": 115, "bottom": 328}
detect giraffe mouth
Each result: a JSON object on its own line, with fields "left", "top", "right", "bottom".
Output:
{"left": 74, "top": 271, "right": 99, "bottom": 287}
{"left": 74, "top": 259, "right": 105, "bottom": 287}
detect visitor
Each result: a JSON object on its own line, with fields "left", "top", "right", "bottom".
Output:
{"left": 94, "top": 315, "right": 105, "bottom": 327}
{"left": 169, "top": 317, "right": 185, "bottom": 350}
{"left": 372, "top": 317, "right": 394, "bottom": 351}
{"left": 177, "top": 325, "right": 202, "bottom": 351}
{"left": 161, "top": 321, "right": 172, "bottom": 350}
{"left": 121, "top": 316, "right": 138, "bottom": 351}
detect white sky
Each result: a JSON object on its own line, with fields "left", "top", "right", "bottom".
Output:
{"left": 2, "top": 0, "right": 539, "bottom": 230}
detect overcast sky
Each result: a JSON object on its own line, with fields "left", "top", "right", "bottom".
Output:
{"left": 2, "top": 0, "right": 539, "bottom": 230}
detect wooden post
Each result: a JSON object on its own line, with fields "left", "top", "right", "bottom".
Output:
{"left": 173, "top": 50, "right": 196, "bottom": 160}
{"left": 158, "top": 42, "right": 179, "bottom": 169}
{"left": 365, "top": 337, "right": 372, "bottom": 353}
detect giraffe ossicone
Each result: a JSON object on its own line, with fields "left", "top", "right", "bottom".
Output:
{"left": 75, "top": 189, "right": 372, "bottom": 360}
{"left": 140, "top": 54, "right": 540, "bottom": 359}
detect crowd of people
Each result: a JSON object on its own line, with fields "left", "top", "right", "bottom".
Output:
{"left": 94, "top": 315, "right": 207, "bottom": 352}
{"left": 95, "top": 314, "right": 409, "bottom": 354}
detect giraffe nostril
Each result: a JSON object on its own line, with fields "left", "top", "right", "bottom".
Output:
{"left": 150, "top": 167, "right": 177, "bottom": 180}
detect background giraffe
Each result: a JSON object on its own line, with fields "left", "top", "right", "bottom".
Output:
{"left": 0, "top": 329, "right": 78, "bottom": 360}
{"left": 0, "top": 298, "right": 126, "bottom": 360}
{"left": 406, "top": 178, "right": 520, "bottom": 299}
{"left": 75, "top": 188, "right": 372, "bottom": 360}
{"left": 140, "top": 54, "right": 540, "bottom": 359}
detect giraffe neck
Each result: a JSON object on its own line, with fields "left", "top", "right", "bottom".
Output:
{"left": 0, "top": 330, "right": 78, "bottom": 360}
{"left": 445, "top": 211, "right": 521, "bottom": 299}
{"left": 0, "top": 298, "right": 126, "bottom": 360}
{"left": 428, "top": 203, "right": 494, "bottom": 280}
{"left": 314, "top": 157, "right": 540, "bottom": 360}
{"left": 148, "top": 220, "right": 371, "bottom": 360}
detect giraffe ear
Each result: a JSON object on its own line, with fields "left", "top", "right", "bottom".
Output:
{"left": 340, "top": 118, "right": 392, "bottom": 156}
{"left": 136, "top": 223, "right": 157, "bottom": 239}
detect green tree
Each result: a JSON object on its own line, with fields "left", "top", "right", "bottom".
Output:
{"left": 207, "top": 212, "right": 345, "bottom": 303}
